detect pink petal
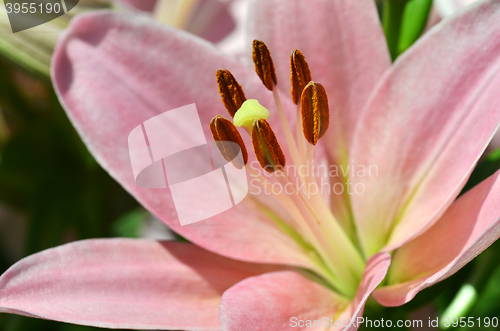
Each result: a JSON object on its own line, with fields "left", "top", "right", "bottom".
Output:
{"left": 339, "top": 253, "right": 392, "bottom": 331}
{"left": 187, "top": 0, "right": 237, "bottom": 43}
{"left": 115, "top": 0, "right": 236, "bottom": 43}
{"left": 0, "top": 239, "right": 277, "bottom": 329}
{"left": 220, "top": 271, "right": 347, "bottom": 331}
{"left": 248, "top": 0, "right": 390, "bottom": 154}
{"left": 52, "top": 12, "right": 317, "bottom": 270}
{"left": 373, "top": 170, "right": 500, "bottom": 307}
{"left": 247, "top": 0, "right": 390, "bottom": 229}
{"left": 219, "top": 253, "right": 391, "bottom": 331}
{"left": 435, "top": 0, "right": 478, "bottom": 17}
{"left": 350, "top": 0, "right": 500, "bottom": 256}
{"left": 114, "top": 0, "right": 158, "bottom": 12}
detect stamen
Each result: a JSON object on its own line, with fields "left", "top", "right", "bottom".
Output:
{"left": 210, "top": 115, "right": 248, "bottom": 169}
{"left": 301, "top": 81, "right": 330, "bottom": 145}
{"left": 250, "top": 40, "right": 302, "bottom": 170}
{"left": 290, "top": 50, "right": 312, "bottom": 158}
{"left": 251, "top": 118, "right": 286, "bottom": 173}
{"left": 272, "top": 86, "right": 303, "bottom": 176}
{"left": 233, "top": 99, "right": 270, "bottom": 131}
{"left": 216, "top": 69, "right": 247, "bottom": 118}
{"left": 252, "top": 40, "right": 277, "bottom": 91}
{"left": 290, "top": 50, "right": 312, "bottom": 105}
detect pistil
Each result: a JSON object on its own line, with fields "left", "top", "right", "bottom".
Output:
{"left": 233, "top": 99, "right": 269, "bottom": 133}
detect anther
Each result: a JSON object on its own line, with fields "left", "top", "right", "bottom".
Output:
{"left": 252, "top": 40, "right": 277, "bottom": 91}
{"left": 216, "top": 69, "right": 247, "bottom": 118}
{"left": 251, "top": 119, "right": 286, "bottom": 173}
{"left": 290, "top": 50, "right": 312, "bottom": 105}
{"left": 301, "top": 82, "right": 330, "bottom": 145}
{"left": 210, "top": 115, "right": 248, "bottom": 169}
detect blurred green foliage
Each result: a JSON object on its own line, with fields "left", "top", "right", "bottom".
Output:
{"left": 382, "top": 0, "right": 433, "bottom": 61}
{"left": 398, "top": 0, "right": 433, "bottom": 55}
{"left": 0, "top": 56, "right": 142, "bottom": 330}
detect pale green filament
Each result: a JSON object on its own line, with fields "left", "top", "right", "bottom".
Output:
{"left": 233, "top": 99, "right": 269, "bottom": 130}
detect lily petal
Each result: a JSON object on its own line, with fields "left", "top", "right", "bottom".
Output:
{"left": 435, "top": 0, "right": 478, "bottom": 17}
{"left": 248, "top": 0, "right": 391, "bottom": 155}
{"left": 220, "top": 271, "right": 347, "bottom": 331}
{"left": 373, "top": 170, "right": 500, "bottom": 306}
{"left": 52, "top": 12, "right": 317, "bottom": 270}
{"left": 219, "top": 253, "right": 391, "bottom": 331}
{"left": 339, "top": 253, "right": 392, "bottom": 331}
{"left": 0, "top": 239, "right": 277, "bottom": 330}
{"left": 247, "top": 0, "right": 390, "bottom": 229}
{"left": 351, "top": 0, "right": 500, "bottom": 256}
{"left": 115, "top": 0, "right": 158, "bottom": 12}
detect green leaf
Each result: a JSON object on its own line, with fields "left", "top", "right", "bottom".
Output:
{"left": 111, "top": 209, "right": 149, "bottom": 238}
{"left": 382, "top": 0, "right": 433, "bottom": 61}
{"left": 398, "top": 0, "right": 433, "bottom": 55}
{"left": 383, "top": 0, "right": 410, "bottom": 61}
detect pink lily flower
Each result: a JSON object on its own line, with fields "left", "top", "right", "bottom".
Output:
{"left": 2, "top": 0, "right": 500, "bottom": 330}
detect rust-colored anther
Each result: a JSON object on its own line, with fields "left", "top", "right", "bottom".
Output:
{"left": 290, "top": 50, "right": 312, "bottom": 105}
{"left": 210, "top": 115, "right": 248, "bottom": 169}
{"left": 252, "top": 40, "right": 277, "bottom": 91}
{"left": 251, "top": 119, "right": 286, "bottom": 173}
{"left": 301, "top": 82, "right": 330, "bottom": 145}
{"left": 216, "top": 69, "right": 247, "bottom": 118}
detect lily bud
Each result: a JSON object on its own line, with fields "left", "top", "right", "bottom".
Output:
{"left": 210, "top": 115, "right": 248, "bottom": 169}
{"left": 301, "top": 82, "right": 330, "bottom": 145}
{"left": 252, "top": 40, "right": 277, "bottom": 91}
{"left": 216, "top": 69, "right": 247, "bottom": 118}
{"left": 290, "top": 50, "right": 312, "bottom": 104}
{"left": 251, "top": 119, "right": 286, "bottom": 173}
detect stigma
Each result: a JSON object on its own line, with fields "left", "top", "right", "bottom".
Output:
{"left": 233, "top": 99, "right": 270, "bottom": 131}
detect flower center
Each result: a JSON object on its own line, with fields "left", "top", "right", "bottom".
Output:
{"left": 209, "top": 40, "right": 365, "bottom": 298}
